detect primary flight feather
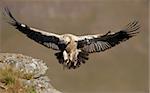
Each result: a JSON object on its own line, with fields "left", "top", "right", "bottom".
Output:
{"left": 4, "top": 8, "right": 140, "bottom": 69}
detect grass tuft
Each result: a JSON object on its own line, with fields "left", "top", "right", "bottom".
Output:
{"left": 0, "top": 64, "right": 36, "bottom": 93}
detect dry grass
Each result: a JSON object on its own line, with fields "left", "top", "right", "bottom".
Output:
{"left": 0, "top": 64, "right": 36, "bottom": 93}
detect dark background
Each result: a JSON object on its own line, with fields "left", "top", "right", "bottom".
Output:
{"left": 0, "top": 0, "right": 148, "bottom": 93}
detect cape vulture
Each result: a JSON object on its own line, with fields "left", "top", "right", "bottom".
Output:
{"left": 4, "top": 8, "right": 140, "bottom": 69}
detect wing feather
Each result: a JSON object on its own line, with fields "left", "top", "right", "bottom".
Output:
{"left": 4, "top": 8, "right": 62, "bottom": 50}
{"left": 77, "top": 21, "right": 140, "bottom": 53}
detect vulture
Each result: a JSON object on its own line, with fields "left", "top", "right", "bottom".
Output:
{"left": 4, "top": 8, "right": 140, "bottom": 69}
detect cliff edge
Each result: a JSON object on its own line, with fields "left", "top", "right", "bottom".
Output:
{"left": 0, "top": 53, "right": 62, "bottom": 93}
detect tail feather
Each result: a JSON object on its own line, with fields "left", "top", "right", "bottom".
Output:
{"left": 55, "top": 52, "right": 64, "bottom": 64}
{"left": 55, "top": 51, "right": 89, "bottom": 69}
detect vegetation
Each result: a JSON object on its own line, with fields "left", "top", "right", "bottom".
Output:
{"left": 0, "top": 64, "right": 36, "bottom": 93}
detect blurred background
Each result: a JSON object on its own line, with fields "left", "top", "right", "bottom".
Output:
{"left": 0, "top": 0, "right": 148, "bottom": 93}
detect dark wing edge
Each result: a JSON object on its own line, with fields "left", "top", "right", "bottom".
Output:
{"left": 77, "top": 21, "right": 140, "bottom": 53}
{"left": 4, "top": 7, "right": 61, "bottom": 50}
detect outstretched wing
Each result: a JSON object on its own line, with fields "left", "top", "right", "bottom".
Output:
{"left": 77, "top": 21, "right": 140, "bottom": 53}
{"left": 4, "top": 8, "right": 62, "bottom": 50}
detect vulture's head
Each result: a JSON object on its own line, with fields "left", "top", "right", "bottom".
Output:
{"left": 63, "top": 35, "right": 71, "bottom": 44}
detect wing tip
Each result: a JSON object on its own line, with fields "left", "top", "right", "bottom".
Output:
{"left": 124, "top": 20, "right": 140, "bottom": 36}
{"left": 126, "top": 20, "right": 140, "bottom": 30}
{"left": 3, "top": 7, "right": 19, "bottom": 26}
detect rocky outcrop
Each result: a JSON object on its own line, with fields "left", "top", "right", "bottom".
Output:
{"left": 0, "top": 53, "right": 62, "bottom": 93}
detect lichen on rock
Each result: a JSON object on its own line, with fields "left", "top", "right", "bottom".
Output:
{"left": 0, "top": 53, "right": 62, "bottom": 93}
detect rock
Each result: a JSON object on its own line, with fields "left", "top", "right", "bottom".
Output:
{"left": 0, "top": 53, "right": 62, "bottom": 93}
